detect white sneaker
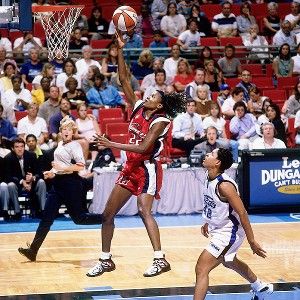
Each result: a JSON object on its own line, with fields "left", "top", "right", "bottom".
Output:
{"left": 86, "top": 258, "right": 116, "bottom": 277}
{"left": 143, "top": 257, "right": 171, "bottom": 277}
{"left": 251, "top": 283, "right": 274, "bottom": 300}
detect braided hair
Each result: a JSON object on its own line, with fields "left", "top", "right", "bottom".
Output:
{"left": 157, "top": 90, "right": 187, "bottom": 119}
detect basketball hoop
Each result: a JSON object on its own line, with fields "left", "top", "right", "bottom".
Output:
{"left": 32, "top": 5, "right": 84, "bottom": 60}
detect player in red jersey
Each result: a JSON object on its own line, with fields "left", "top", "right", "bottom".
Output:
{"left": 86, "top": 30, "right": 186, "bottom": 278}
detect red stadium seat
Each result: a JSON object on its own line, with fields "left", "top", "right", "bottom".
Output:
{"left": 242, "top": 64, "right": 263, "bottom": 77}
{"left": 90, "top": 39, "right": 112, "bottom": 49}
{"left": 164, "top": 122, "right": 186, "bottom": 159}
{"left": 219, "top": 37, "right": 243, "bottom": 47}
{"left": 277, "top": 77, "right": 298, "bottom": 91}
{"left": 100, "top": 117, "right": 125, "bottom": 133}
{"left": 71, "top": 109, "right": 92, "bottom": 119}
{"left": 265, "top": 64, "right": 273, "bottom": 77}
{"left": 110, "top": 133, "right": 127, "bottom": 157}
{"left": 168, "top": 37, "right": 178, "bottom": 47}
{"left": 201, "top": 4, "right": 221, "bottom": 21}
{"left": 200, "top": 37, "right": 218, "bottom": 47}
{"left": 0, "top": 28, "right": 9, "bottom": 38}
{"left": 287, "top": 117, "right": 296, "bottom": 148}
{"left": 252, "top": 77, "right": 273, "bottom": 89}
{"left": 9, "top": 30, "right": 23, "bottom": 44}
{"left": 106, "top": 122, "right": 129, "bottom": 136}
{"left": 262, "top": 89, "right": 286, "bottom": 103}
{"left": 143, "top": 37, "right": 153, "bottom": 48}
{"left": 98, "top": 107, "right": 124, "bottom": 131}
{"left": 225, "top": 77, "right": 240, "bottom": 87}
{"left": 15, "top": 111, "right": 28, "bottom": 122}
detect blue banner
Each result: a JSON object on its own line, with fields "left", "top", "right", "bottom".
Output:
{"left": 249, "top": 156, "right": 300, "bottom": 207}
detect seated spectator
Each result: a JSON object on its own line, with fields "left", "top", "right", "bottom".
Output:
{"left": 151, "top": 0, "right": 173, "bottom": 31}
{"left": 218, "top": 44, "right": 242, "bottom": 78}
{"left": 217, "top": 83, "right": 231, "bottom": 108}
{"left": 272, "top": 43, "right": 294, "bottom": 78}
{"left": 257, "top": 98, "right": 273, "bottom": 131}
{"left": 1, "top": 74, "right": 32, "bottom": 112}
{"left": 111, "top": 65, "right": 140, "bottom": 97}
{"left": 131, "top": 49, "right": 154, "bottom": 80}
{"left": 56, "top": 58, "right": 81, "bottom": 94}
{"left": 20, "top": 48, "right": 43, "bottom": 85}
{"left": 202, "top": 102, "right": 227, "bottom": 138}
{"left": 283, "top": 82, "right": 300, "bottom": 118}
{"left": 141, "top": 57, "right": 173, "bottom": 93}
{"left": 69, "top": 27, "right": 88, "bottom": 51}
{"left": 294, "top": 109, "right": 300, "bottom": 147}
{"left": 177, "top": 0, "right": 193, "bottom": 20}
{"left": 263, "top": 2, "right": 281, "bottom": 37}
{"left": 252, "top": 122, "right": 286, "bottom": 150}
{"left": 160, "top": 3, "right": 187, "bottom": 39}
{"left": 189, "top": 4, "right": 211, "bottom": 37}
{"left": 31, "top": 76, "right": 51, "bottom": 106}
{"left": 193, "top": 85, "right": 213, "bottom": 119}
{"left": 222, "top": 86, "right": 245, "bottom": 119}
{"left": 75, "top": 103, "right": 101, "bottom": 161}
{"left": 266, "top": 103, "right": 287, "bottom": 145}
{"left": 204, "top": 60, "right": 223, "bottom": 92}
{"left": 81, "top": 65, "right": 101, "bottom": 94}
{"left": 172, "top": 99, "right": 205, "bottom": 157}
{"left": 62, "top": 77, "right": 87, "bottom": 109}
{"left": 88, "top": 6, "right": 109, "bottom": 40}
{"left": 123, "top": 30, "right": 143, "bottom": 56}
{"left": 194, "top": 46, "right": 219, "bottom": 71}
{"left": 285, "top": 2, "right": 300, "bottom": 38}
{"left": 17, "top": 103, "right": 49, "bottom": 150}
{"left": 248, "top": 87, "right": 267, "bottom": 118}
{"left": 236, "top": 69, "right": 255, "bottom": 103}
{"left": 292, "top": 43, "right": 300, "bottom": 75}
{"left": 4, "top": 138, "right": 47, "bottom": 220}
{"left": 242, "top": 24, "right": 270, "bottom": 64}
{"left": 32, "top": 63, "right": 55, "bottom": 90}
{"left": 163, "top": 44, "right": 182, "bottom": 78}
{"left": 38, "top": 85, "right": 60, "bottom": 125}
{"left": 73, "top": 15, "right": 89, "bottom": 38}
{"left": 177, "top": 19, "right": 202, "bottom": 52}
{"left": 186, "top": 68, "right": 210, "bottom": 99}
{"left": 50, "top": 53, "right": 64, "bottom": 76}
{"left": 143, "top": 69, "right": 168, "bottom": 100}
{"left": 75, "top": 45, "right": 101, "bottom": 81}
{"left": 135, "top": 4, "right": 155, "bottom": 36}
{"left": 149, "top": 30, "right": 168, "bottom": 49}
{"left": 86, "top": 73, "right": 124, "bottom": 112}
{"left": 236, "top": 2, "right": 257, "bottom": 36}
{"left": 13, "top": 31, "right": 43, "bottom": 57}
{"left": 273, "top": 20, "right": 296, "bottom": 47}
{"left": 173, "top": 58, "right": 194, "bottom": 92}
{"left": 0, "top": 32, "right": 12, "bottom": 53}
{"left": 212, "top": 2, "right": 237, "bottom": 38}
{"left": 0, "top": 62, "right": 18, "bottom": 94}
{"left": 230, "top": 101, "right": 258, "bottom": 150}
{"left": 101, "top": 43, "right": 118, "bottom": 80}
{"left": 0, "top": 104, "right": 17, "bottom": 142}
{"left": 195, "top": 126, "right": 231, "bottom": 155}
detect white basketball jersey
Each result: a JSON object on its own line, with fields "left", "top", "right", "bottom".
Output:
{"left": 202, "top": 172, "right": 241, "bottom": 230}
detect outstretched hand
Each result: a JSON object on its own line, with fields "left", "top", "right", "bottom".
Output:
{"left": 93, "top": 133, "right": 112, "bottom": 148}
{"left": 115, "top": 29, "right": 125, "bottom": 49}
{"left": 249, "top": 240, "right": 267, "bottom": 258}
{"left": 201, "top": 223, "right": 209, "bottom": 238}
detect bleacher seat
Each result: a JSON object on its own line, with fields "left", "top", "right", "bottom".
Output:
{"left": 262, "top": 89, "right": 286, "bottom": 102}
{"left": 252, "top": 77, "right": 273, "bottom": 89}
{"left": 242, "top": 64, "right": 263, "bottom": 77}
{"left": 143, "top": 37, "right": 153, "bottom": 48}
{"left": 106, "top": 122, "right": 129, "bottom": 136}
{"left": 201, "top": 37, "right": 218, "bottom": 47}
{"left": 201, "top": 4, "right": 222, "bottom": 21}
{"left": 110, "top": 133, "right": 127, "bottom": 158}
{"left": 225, "top": 77, "right": 240, "bottom": 87}
{"left": 287, "top": 117, "right": 296, "bottom": 148}
{"left": 90, "top": 39, "right": 112, "bottom": 50}
{"left": 277, "top": 77, "right": 298, "bottom": 92}
{"left": 9, "top": 30, "right": 23, "bottom": 44}
{"left": 168, "top": 37, "right": 178, "bottom": 47}
{"left": 164, "top": 122, "right": 186, "bottom": 159}
{"left": 98, "top": 107, "right": 124, "bottom": 132}
{"left": 101, "top": 117, "right": 125, "bottom": 133}
{"left": 219, "top": 37, "right": 243, "bottom": 47}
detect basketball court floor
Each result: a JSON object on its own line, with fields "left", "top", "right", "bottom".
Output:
{"left": 0, "top": 213, "right": 300, "bottom": 299}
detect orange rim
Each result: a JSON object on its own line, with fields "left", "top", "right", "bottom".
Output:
{"left": 32, "top": 5, "right": 84, "bottom": 13}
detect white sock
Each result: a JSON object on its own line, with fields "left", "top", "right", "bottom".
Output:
{"left": 154, "top": 250, "right": 164, "bottom": 259}
{"left": 100, "top": 252, "right": 111, "bottom": 260}
{"left": 251, "top": 279, "right": 264, "bottom": 291}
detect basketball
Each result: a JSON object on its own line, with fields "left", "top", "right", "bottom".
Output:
{"left": 112, "top": 6, "right": 137, "bottom": 32}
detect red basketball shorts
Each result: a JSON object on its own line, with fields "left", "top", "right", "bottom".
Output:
{"left": 116, "top": 160, "right": 163, "bottom": 199}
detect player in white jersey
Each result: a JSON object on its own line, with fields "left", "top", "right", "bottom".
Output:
{"left": 194, "top": 148, "right": 273, "bottom": 300}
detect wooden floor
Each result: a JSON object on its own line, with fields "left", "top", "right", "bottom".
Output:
{"left": 0, "top": 222, "right": 300, "bottom": 296}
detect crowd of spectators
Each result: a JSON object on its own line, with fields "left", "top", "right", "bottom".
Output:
{"left": 0, "top": 0, "right": 300, "bottom": 220}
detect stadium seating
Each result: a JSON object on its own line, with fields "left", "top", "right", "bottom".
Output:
{"left": 109, "top": 133, "right": 127, "bottom": 158}
{"left": 262, "top": 89, "right": 287, "bottom": 103}
{"left": 287, "top": 117, "right": 296, "bottom": 148}
{"left": 201, "top": 37, "right": 218, "bottom": 47}
{"left": 242, "top": 64, "right": 264, "bottom": 77}
{"left": 106, "top": 122, "right": 129, "bottom": 136}
{"left": 164, "top": 122, "right": 186, "bottom": 159}
{"left": 277, "top": 77, "right": 298, "bottom": 92}
{"left": 15, "top": 111, "right": 28, "bottom": 122}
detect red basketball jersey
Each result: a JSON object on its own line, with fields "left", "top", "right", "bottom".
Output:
{"left": 126, "top": 100, "right": 170, "bottom": 162}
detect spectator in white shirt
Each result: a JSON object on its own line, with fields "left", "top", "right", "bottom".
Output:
{"left": 222, "top": 86, "right": 245, "bottom": 119}
{"left": 32, "top": 63, "right": 55, "bottom": 90}
{"left": 273, "top": 20, "right": 297, "bottom": 47}
{"left": 163, "top": 44, "right": 182, "bottom": 78}
{"left": 0, "top": 32, "right": 12, "bottom": 53}
{"left": 284, "top": 2, "right": 300, "bottom": 37}
{"left": 160, "top": 3, "right": 187, "bottom": 38}
{"left": 292, "top": 42, "right": 300, "bottom": 75}
{"left": 177, "top": 19, "right": 202, "bottom": 51}
{"left": 143, "top": 69, "right": 168, "bottom": 100}
{"left": 212, "top": 2, "right": 237, "bottom": 38}
{"left": 172, "top": 99, "right": 206, "bottom": 156}
{"left": 75, "top": 45, "right": 101, "bottom": 81}
{"left": 1, "top": 74, "right": 32, "bottom": 114}
{"left": 13, "top": 31, "right": 43, "bottom": 57}
{"left": 185, "top": 68, "right": 210, "bottom": 100}
{"left": 252, "top": 122, "right": 286, "bottom": 149}
{"left": 17, "top": 103, "right": 50, "bottom": 150}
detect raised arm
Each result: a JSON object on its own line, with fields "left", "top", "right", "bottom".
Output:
{"left": 115, "top": 30, "right": 138, "bottom": 107}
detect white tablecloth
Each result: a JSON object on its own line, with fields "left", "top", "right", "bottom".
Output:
{"left": 89, "top": 167, "right": 237, "bottom": 215}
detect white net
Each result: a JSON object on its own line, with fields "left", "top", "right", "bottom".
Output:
{"left": 34, "top": 6, "right": 83, "bottom": 60}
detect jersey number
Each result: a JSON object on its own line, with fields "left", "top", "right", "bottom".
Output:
{"left": 203, "top": 205, "right": 212, "bottom": 219}
{"left": 129, "top": 133, "right": 143, "bottom": 145}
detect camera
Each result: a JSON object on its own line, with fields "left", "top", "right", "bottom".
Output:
{"left": 189, "top": 149, "right": 206, "bottom": 167}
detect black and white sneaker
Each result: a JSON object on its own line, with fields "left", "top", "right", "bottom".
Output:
{"left": 143, "top": 257, "right": 171, "bottom": 277}
{"left": 251, "top": 283, "right": 274, "bottom": 300}
{"left": 86, "top": 257, "right": 116, "bottom": 277}
{"left": 18, "top": 243, "right": 37, "bottom": 262}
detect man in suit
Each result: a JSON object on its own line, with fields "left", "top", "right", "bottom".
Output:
{"left": 4, "top": 137, "right": 47, "bottom": 220}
